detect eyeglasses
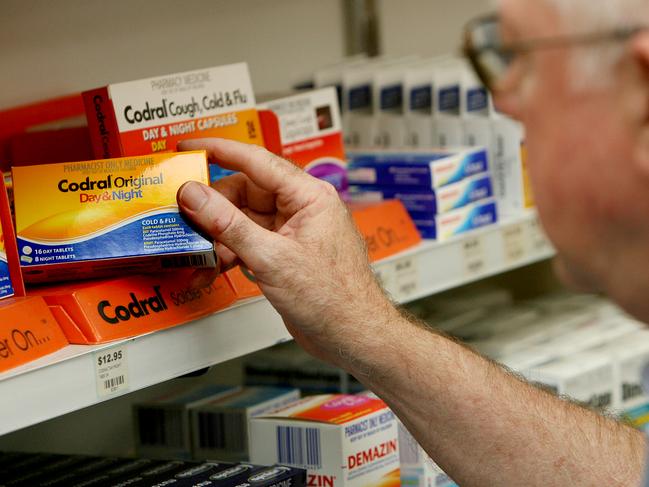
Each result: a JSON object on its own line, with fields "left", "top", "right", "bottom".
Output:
{"left": 462, "top": 13, "right": 645, "bottom": 93}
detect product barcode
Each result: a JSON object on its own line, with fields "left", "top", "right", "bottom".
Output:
{"left": 137, "top": 408, "right": 184, "bottom": 448}
{"left": 198, "top": 411, "right": 246, "bottom": 453}
{"left": 276, "top": 426, "right": 322, "bottom": 469}
{"left": 103, "top": 375, "right": 125, "bottom": 390}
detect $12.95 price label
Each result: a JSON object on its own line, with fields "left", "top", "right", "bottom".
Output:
{"left": 93, "top": 344, "right": 129, "bottom": 398}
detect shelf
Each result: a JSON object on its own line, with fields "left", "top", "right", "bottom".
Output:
{"left": 0, "top": 298, "right": 291, "bottom": 437}
{"left": 372, "top": 210, "right": 554, "bottom": 303}
{"left": 0, "top": 211, "right": 553, "bottom": 436}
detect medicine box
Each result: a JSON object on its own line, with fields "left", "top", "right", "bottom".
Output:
{"left": 0, "top": 169, "right": 22, "bottom": 299}
{"left": 260, "top": 88, "right": 347, "bottom": 193}
{"left": 350, "top": 172, "right": 493, "bottom": 215}
{"left": 250, "top": 394, "right": 401, "bottom": 487}
{"left": 348, "top": 147, "right": 488, "bottom": 189}
{"left": 191, "top": 386, "right": 301, "bottom": 461}
{"left": 134, "top": 385, "right": 240, "bottom": 459}
{"left": 118, "top": 462, "right": 306, "bottom": 487}
{"left": 83, "top": 63, "right": 264, "bottom": 159}
{"left": 12, "top": 151, "right": 216, "bottom": 283}
{"left": 491, "top": 117, "right": 534, "bottom": 215}
{"left": 526, "top": 349, "right": 616, "bottom": 411}
{"left": 432, "top": 197, "right": 498, "bottom": 241}
{"left": 596, "top": 330, "right": 649, "bottom": 412}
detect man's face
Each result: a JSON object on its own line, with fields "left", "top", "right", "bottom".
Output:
{"left": 495, "top": 0, "right": 649, "bottom": 302}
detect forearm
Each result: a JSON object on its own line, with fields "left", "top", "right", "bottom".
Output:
{"left": 337, "top": 309, "right": 646, "bottom": 487}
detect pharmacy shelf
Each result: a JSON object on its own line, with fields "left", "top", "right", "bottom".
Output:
{"left": 0, "top": 298, "right": 291, "bottom": 437}
{"left": 373, "top": 210, "right": 555, "bottom": 304}
{"left": 0, "top": 211, "right": 553, "bottom": 436}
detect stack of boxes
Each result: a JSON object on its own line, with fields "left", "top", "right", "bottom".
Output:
{"left": 313, "top": 55, "right": 534, "bottom": 219}
{"left": 134, "top": 385, "right": 300, "bottom": 462}
{"left": 0, "top": 451, "right": 307, "bottom": 487}
{"left": 348, "top": 147, "right": 498, "bottom": 240}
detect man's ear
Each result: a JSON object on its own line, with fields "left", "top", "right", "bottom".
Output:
{"left": 630, "top": 31, "right": 649, "bottom": 173}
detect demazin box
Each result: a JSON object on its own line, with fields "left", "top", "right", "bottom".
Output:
{"left": 249, "top": 394, "right": 401, "bottom": 487}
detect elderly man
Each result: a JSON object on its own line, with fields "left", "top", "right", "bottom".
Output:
{"left": 177, "top": 0, "right": 649, "bottom": 484}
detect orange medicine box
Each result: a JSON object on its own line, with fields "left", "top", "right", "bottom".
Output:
{"left": 82, "top": 63, "right": 264, "bottom": 159}
{"left": 0, "top": 296, "right": 68, "bottom": 373}
{"left": 12, "top": 151, "right": 216, "bottom": 283}
{"left": 31, "top": 270, "right": 237, "bottom": 344}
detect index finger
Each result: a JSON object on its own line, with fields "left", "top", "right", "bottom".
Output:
{"left": 178, "top": 138, "right": 316, "bottom": 198}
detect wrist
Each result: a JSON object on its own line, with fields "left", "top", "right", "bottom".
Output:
{"left": 323, "top": 292, "right": 410, "bottom": 377}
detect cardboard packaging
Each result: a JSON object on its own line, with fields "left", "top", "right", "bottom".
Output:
{"left": 224, "top": 266, "right": 263, "bottom": 300}
{"left": 107, "top": 460, "right": 190, "bottom": 487}
{"left": 350, "top": 172, "right": 493, "bottom": 215}
{"left": 404, "top": 63, "right": 436, "bottom": 149}
{"left": 342, "top": 57, "right": 418, "bottom": 148}
{"left": 83, "top": 63, "right": 264, "bottom": 159}
{"left": 0, "top": 296, "right": 69, "bottom": 373}
{"left": 191, "top": 386, "right": 301, "bottom": 461}
{"left": 596, "top": 330, "right": 649, "bottom": 413}
{"left": 373, "top": 63, "right": 411, "bottom": 149}
{"left": 432, "top": 60, "right": 464, "bottom": 148}
{"left": 244, "top": 345, "right": 363, "bottom": 395}
{"left": 133, "top": 385, "right": 240, "bottom": 459}
{"left": 348, "top": 148, "right": 489, "bottom": 190}
{"left": 313, "top": 55, "right": 370, "bottom": 106}
{"left": 433, "top": 197, "right": 498, "bottom": 241}
{"left": 0, "top": 170, "right": 24, "bottom": 299}
{"left": 13, "top": 151, "right": 216, "bottom": 283}
{"left": 209, "top": 108, "right": 283, "bottom": 184}
{"left": 161, "top": 463, "right": 306, "bottom": 487}
{"left": 526, "top": 349, "right": 616, "bottom": 411}
{"left": 33, "top": 270, "right": 237, "bottom": 344}
{"left": 403, "top": 59, "right": 460, "bottom": 150}
{"left": 491, "top": 117, "right": 534, "bottom": 216}
{"left": 259, "top": 88, "right": 347, "bottom": 193}
{"left": 250, "top": 394, "right": 401, "bottom": 487}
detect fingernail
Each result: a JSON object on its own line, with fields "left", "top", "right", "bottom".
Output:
{"left": 178, "top": 181, "right": 208, "bottom": 211}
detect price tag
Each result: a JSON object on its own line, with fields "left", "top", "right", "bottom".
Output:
{"left": 502, "top": 223, "right": 527, "bottom": 264}
{"left": 527, "top": 216, "right": 552, "bottom": 254}
{"left": 351, "top": 200, "right": 421, "bottom": 262}
{"left": 94, "top": 344, "right": 129, "bottom": 398}
{"left": 463, "top": 235, "right": 487, "bottom": 277}
{"left": 393, "top": 256, "right": 419, "bottom": 301}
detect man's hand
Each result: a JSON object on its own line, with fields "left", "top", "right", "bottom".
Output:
{"left": 177, "top": 138, "right": 396, "bottom": 363}
{"left": 176, "top": 139, "right": 646, "bottom": 487}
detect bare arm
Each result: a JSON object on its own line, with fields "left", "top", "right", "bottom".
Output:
{"left": 177, "top": 138, "right": 645, "bottom": 487}
{"left": 343, "top": 309, "right": 645, "bottom": 486}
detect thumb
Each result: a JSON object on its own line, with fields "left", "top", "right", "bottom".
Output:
{"left": 177, "top": 181, "right": 278, "bottom": 270}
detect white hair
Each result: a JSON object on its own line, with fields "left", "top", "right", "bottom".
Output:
{"left": 547, "top": 0, "right": 649, "bottom": 87}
